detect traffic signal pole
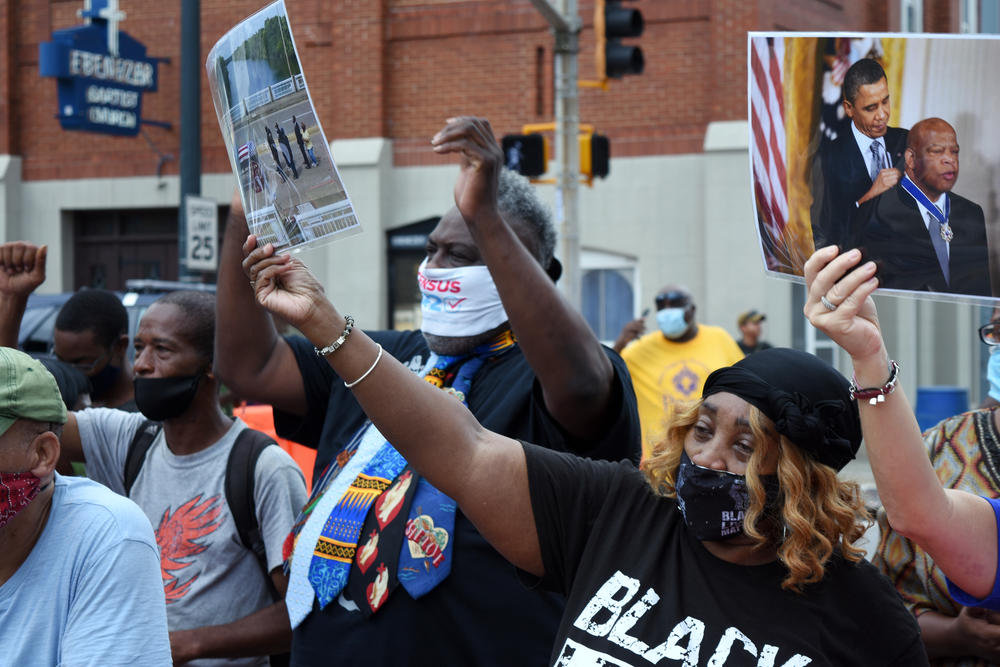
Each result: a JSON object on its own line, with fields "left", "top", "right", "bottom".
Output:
{"left": 179, "top": 0, "right": 201, "bottom": 282}
{"left": 528, "top": 0, "right": 582, "bottom": 309}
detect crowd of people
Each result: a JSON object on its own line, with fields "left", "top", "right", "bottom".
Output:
{"left": 1, "top": 108, "right": 998, "bottom": 666}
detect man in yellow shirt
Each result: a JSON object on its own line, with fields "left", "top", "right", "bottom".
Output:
{"left": 614, "top": 286, "right": 744, "bottom": 457}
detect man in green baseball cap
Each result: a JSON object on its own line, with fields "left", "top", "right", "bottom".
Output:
{"left": 0, "top": 345, "right": 68, "bottom": 437}
{"left": 0, "top": 346, "right": 171, "bottom": 664}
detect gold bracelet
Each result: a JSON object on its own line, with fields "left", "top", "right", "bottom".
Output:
{"left": 344, "top": 344, "right": 383, "bottom": 389}
{"left": 314, "top": 315, "right": 355, "bottom": 357}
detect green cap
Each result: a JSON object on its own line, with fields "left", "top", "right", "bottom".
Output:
{"left": 0, "top": 347, "right": 68, "bottom": 437}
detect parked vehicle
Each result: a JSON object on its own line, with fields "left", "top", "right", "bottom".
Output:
{"left": 17, "top": 280, "right": 215, "bottom": 358}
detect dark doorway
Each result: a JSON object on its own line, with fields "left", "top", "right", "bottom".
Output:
{"left": 74, "top": 208, "right": 179, "bottom": 290}
{"left": 387, "top": 217, "right": 438, "bottom": 330}
{"left": 73, "top": 206, "right": 229, "bottom": 290}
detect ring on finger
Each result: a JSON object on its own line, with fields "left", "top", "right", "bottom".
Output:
{"left": 820, "top": 294, "right": 838, "bottom": 311}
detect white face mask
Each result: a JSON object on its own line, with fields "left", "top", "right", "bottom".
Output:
{"left": 417, "top": 259, "right": 509, "bottom": 337}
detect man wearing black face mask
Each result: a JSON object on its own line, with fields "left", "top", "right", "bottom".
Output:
{"left": 54, "top": 289, "right": 136, "bottom": 409}
{"left": 0, "top": 242, "right": 135, "bottom": 411}
{"left": 53, "top": 291, "right": 308, "bottom": 666}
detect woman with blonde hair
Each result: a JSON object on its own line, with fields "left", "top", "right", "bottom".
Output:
{"left": 644, "top": 348, "right": 875, "bottom": 593}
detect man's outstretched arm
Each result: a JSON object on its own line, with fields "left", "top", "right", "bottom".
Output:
{"left": 432, "top": 118, "right": 616, "bottom": 440}
{"left": 246, "top": 249, "right": 543, "bottom": 576}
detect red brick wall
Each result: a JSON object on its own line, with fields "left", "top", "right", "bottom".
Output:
{"left": 0, "top": 0, "right": 12, "bottom": 155}
{"left": 8, "top": 0, "right": 897, "bottom": 181}
{"left": 925, "top": 0, "right": 960, "bottom": 32}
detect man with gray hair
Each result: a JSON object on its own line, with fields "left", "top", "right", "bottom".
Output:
{"left": 0, "top": 346, "right": 170, "bottom": 665}
{"left": 215, "top": 116, "right": 640, "bottom": 665}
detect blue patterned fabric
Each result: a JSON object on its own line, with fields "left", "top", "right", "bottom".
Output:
{"left": 398, "top": 478, "right": 457, "bottom": 598}
{"left": 307, "top": 444, "right": 407, "bottom": 608}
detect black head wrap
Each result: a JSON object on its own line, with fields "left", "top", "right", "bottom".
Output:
{"left": 701, "top": 348, "right": 861, "bottom": 471}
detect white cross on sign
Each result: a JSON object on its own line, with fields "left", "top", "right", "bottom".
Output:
{"left": 78, "top": 0, "right": 126, "bottom": 56}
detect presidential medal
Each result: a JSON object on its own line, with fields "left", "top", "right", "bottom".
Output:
{"left": 940, "top": 222, "right": 954, "bottom": 243}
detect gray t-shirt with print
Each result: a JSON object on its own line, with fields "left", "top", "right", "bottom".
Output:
{"left": 76, "top": 408, "right": 308, "bottom": 667}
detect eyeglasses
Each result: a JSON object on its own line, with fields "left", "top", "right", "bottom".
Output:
{"left": 980, "top": 321, "right": 1000, "bottom": 346}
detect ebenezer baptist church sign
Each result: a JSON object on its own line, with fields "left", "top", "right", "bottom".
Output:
{"left": 39, "top": 0, "right": 161, "bottom": 136}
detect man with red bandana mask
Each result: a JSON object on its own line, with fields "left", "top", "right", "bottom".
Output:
{"left": 0, "top": 346, "right": 170, "bottom": 664}
{"left": 851, "top": 117, "right": 991, "bottom": 296}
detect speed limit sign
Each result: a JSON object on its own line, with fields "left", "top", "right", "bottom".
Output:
{"left": 185, "top": 195, "right": 218, "bottom": 272}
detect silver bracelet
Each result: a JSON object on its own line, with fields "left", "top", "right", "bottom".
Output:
{"left": 344, "top": 344, "right": 383, "bottom": 389}
{"left": 849, "top": 359, "right": 900, "bottom": 406}
{"left": 314, "top": 315, "right": 355, "bottom": 357}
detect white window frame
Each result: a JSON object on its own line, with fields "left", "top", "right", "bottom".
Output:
{"left": 962, "top": 0, "right": 978, "bottom": 32}
{"left": 580, "top": 249, "right": 639, "bottom": 346}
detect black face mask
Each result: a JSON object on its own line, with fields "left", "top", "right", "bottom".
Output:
{"left": 88, "top": 361, "right": 120, "bottom": 398}
{"left": 675, "top": 452, "right": 780, "bottom": 542}
{"left": 133, "top": 375, "right": 202, "bottom": 422}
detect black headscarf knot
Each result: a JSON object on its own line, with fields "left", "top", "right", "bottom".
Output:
{"left": 702, "top": 348, "right": 862, "bottom": 471}
{"left": 767, "top": 390, "right": 856, "bottom": 470}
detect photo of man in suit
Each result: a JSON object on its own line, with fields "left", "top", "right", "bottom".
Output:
{"left": 811, "top": 58, "right": 909, "bottom": 250}
{"left": 852, "top": 117, "right": 991, "bottom": 297}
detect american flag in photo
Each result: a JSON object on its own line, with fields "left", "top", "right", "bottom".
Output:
{"left": 750, "top": 36, "right": 788, "bottom": 240}
{"left": 237, "top": 140, "right": 256, "bottom": 162}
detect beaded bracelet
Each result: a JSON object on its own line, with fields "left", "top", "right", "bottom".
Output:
{"left": 849, "top": 360, "right": 900, "bottom": 406}
{"left": 314, "top": 315, "right": 355, "bottom": 357}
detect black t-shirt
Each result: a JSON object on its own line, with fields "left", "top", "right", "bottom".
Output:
{"left": 524, "top": 443, "right": 929, "bottom": 667}
{"left": 276, "top": 331, "right": 641, "bottom": 666}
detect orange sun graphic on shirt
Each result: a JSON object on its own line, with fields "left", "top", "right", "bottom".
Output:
{"left": 154, "top": 494, "right": 224, "bottom": 603}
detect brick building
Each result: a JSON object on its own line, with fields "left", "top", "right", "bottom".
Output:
{"left": 0, "top": 0, "right": 997, "bottom": 402}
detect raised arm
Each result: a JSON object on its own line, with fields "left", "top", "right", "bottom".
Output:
{"left": 0, "top": 242, "right": 48, "bottom": 347}
{"left": 246, "top": 246, "right": 542, "bottom": 575}
{"left": 431, "top": 118, "right": 615, "bottom": 439}
{"left": 214, "top": 191, "right": 307, "bottom": 416}
{"left": 804, "top": 245, "right": 997, "bottom": 599}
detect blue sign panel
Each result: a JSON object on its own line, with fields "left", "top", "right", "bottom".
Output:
{"left": 39, "top": 1, "right": 160, "bottom": 136}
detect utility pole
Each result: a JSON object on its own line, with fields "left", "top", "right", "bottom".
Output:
{"left": 179, "top": 0, "right": 201, "bottom": 281}
{"left": 528, "top": 0, "right": 582, "bottom": 310}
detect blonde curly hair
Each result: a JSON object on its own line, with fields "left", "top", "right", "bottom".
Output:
{"left": 640, "top": 399, "right": 870, "bottom": 592}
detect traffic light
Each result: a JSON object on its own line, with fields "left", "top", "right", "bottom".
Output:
{"left": 580, "top": 132, "right": 610, "bottom": 181}
{"left": 501, "top": 133, "right": 548, "bottom": 178}
{"left": 596, "top": 0, "right": 644, "bottom": 79}
{"left": 591, "top": 134, "right": 610, "bottom": 178}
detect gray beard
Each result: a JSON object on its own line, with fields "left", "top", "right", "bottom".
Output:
{"left": 421, "top": 321, "right": 512, "bottom": 356}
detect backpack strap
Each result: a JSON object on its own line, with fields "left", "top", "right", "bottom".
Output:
{"left": 123, "top": 420, "right": 162, "bottom": 496}
{"left": 225, "top": 427, "right": 278, "bottom": 578}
